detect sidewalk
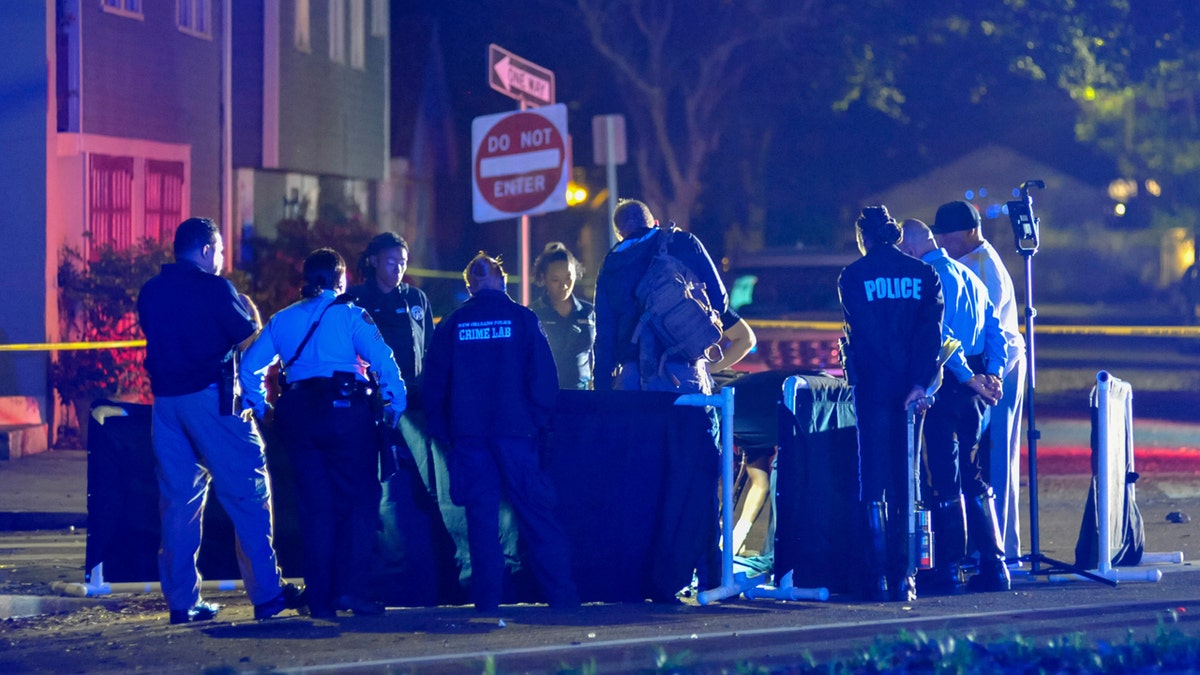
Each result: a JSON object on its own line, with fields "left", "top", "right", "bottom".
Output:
{"left": 2, "top": 416, "right": 1197, "bottom": 532}
{"left": 0, "top": 449, "right": 87, "bottom": 531}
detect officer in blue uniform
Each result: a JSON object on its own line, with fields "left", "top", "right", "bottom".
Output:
{"left": 900, "top": 218, "right": 1010, "bottom": 594}
{"left": 838, "top": 206, "right": 944, "bottom": 602}
{"left": 423, "top": 252, "right": 580, "bottom": 612}
{"left": 346, "top": 233, "right": 460, "bottom": 605}
{"left": 529, "top": 241, "right": 595, "bottom": 389}
{"left": 241, "top": 248, "right": 407, "bottom": 619}
{"left": 138, "top": 217, "right": 302, "bottom": 624}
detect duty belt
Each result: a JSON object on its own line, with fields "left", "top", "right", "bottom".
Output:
{"left": 282, "top": 377, "right": 373, "bottom": 396}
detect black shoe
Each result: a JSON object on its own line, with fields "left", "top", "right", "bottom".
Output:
{"left": 308, "top": 607, "right": 337, "bottom": 620}
{"left": 253, "top": 593, "right": 287, "bottom": 621}
{"left": 169, "top": 601, "right": 220, "bottom": 625}
{"left": 282, "top": 582, "right": 307, "bottom": 609}
{"left": 255, "top": 581, "right": 307, "bottom": 620}
{"left": 335, "top": 595, "right": 385, "bottom": 616}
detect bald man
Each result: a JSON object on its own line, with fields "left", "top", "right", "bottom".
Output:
{"left": 900, "top": 218, "right": 1010, "bottom": 593}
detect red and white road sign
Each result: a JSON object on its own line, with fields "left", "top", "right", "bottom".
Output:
{"left": 472, "top": 104, "right": 569, "bottom": 223}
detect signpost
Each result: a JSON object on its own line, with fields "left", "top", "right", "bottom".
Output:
{"left": 593, "top": 114, "right": 627, "bottom": 248}
{"left": 482, "top": 45, "right": 560, "bottom": 305}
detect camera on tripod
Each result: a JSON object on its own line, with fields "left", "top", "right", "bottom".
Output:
{"left": 1006, "top": 179, "right": 1045, "bottom": 253}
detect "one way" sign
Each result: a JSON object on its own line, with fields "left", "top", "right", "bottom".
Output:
{"left": 488, "top": 44, "right": 555, "bottom": 108}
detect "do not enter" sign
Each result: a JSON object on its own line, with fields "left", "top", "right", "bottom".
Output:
{"left": 472, "top": 104, "right": 569, "bottom": 223}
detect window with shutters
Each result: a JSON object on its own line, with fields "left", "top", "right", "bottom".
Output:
{"left": 329, "top": 0, "right": 346, "bottom": 64}
{"left": 87, "top": 154, "right": 135, "bottom": 259}
{"left": 177, "top": 0, "right": 212, "bottom": 39}
{"left": 102, "top": 0, "right": 143, "bottom": 20}
{"left": 370, "top": 0, "right": 386, "bottom": 37}
{"left": 350, "top": 0, "right": 365, "bottom": 70}
{"left": 145, "top": 160, "right": 185, "bottom": 244}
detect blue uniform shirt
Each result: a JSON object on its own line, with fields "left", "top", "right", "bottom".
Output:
{"left": 137, "top": 260, "right": 256, "bottom": 397}
{"left": 529, "top": 291, "right": 595, "bottom": 390}
{"left": 239, "top": 290, "right": 407, "bottom": 416}
{"left": 920, "top": 248, "right": 1008, "bottom": 383}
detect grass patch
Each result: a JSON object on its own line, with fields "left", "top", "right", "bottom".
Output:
{"left": 534, "top": 622, "right": 1200, "bottom": 674}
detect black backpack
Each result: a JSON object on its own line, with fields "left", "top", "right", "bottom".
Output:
{"left": 631, "top": 226, "right": 724, "bottom": 369}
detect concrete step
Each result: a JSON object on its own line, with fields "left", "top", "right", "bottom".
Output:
{"left": 0, "top": 424, "right": 49, "bottom": 461}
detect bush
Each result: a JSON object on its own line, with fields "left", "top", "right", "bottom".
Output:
{"left": 49, "top": 240, "right": 172, "bottom": 407}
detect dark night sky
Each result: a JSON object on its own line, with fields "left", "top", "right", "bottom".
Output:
{"left": 392, "top": 1, "right": 1117, "bottom": 259}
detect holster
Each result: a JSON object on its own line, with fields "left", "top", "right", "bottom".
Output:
{"left": 839, "top": 336, "right": 858, "bottom": 385}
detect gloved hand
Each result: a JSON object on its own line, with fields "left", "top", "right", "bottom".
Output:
{"left": 382, "top": 401, "right": 405, "bottom": 430}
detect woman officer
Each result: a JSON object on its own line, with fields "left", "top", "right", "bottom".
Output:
{"left": 240, "top": 248, "right": 407, "bottom": 618}
{"left": 529, "top": 242, "right": 595, "bottom": 389}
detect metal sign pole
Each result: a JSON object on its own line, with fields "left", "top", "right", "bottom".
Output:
{"left": 518, "top": 100, "right": 531, "bottom": 306}
{"left": 605, "top": 116, "right": 619, "bottom": 249}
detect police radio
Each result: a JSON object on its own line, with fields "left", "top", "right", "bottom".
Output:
{"left": 1006, "top": 179, "right": 1044, "bottom": 254}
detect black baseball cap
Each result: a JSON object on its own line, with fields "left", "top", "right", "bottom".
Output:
{"left": 931, "top": 200, "right": 981, "bottom": 234}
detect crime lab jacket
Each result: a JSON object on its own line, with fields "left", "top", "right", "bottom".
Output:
{"left": 423, "top": 288, "right": 559, "bottom": 441}
{"left": 837, "top": 244, "right": 944, "bottom": 400}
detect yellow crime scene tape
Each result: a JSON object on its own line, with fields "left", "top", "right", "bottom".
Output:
{"left": 741, "top": 320, "right": 1200, "bottom": 339}
{"left": 5, "top": 312, "right": 1198, "bottom": 352}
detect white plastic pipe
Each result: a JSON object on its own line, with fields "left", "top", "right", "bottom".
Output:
{"left": 1093, "top": 371, "right": 1182, "bottom": 579}
{"left": 55, "top": 563, "right": 249, "bottom": 597}
{"left": 742, "top": 570, "right": 830, "bottom": 602}
{"left": 676, "top": 388, "right": 742, "bottom": 605}
{"left": 1096, "top": 371, "right": 1114, "bottom": 576}
{"left": 1049, "top": 567, "right": 1162, "bottom": 583}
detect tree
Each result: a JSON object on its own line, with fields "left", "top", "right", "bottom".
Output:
{"left": 574, "top": 0, "right": 820, "bottom": 229}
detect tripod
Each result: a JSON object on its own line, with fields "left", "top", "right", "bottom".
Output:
{"left": 1009, "top": 180, "right": 1115, "bottom": 586}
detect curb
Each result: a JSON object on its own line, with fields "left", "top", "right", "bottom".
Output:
{"left": 0, "top": 594, "right": 121, "bottom": 621}
{"left": 0, "top": 512, "right": 88, "bottom": 532}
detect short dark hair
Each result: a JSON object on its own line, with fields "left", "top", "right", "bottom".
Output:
{"left": 855, "top": 205, "right": 901, "bottom": 246}
{"left": 612, "top": 199, "right": 655, "bottom": 237}
{"left": 357, "top": 232, "right": 409, "bottom": 280}
{"left": 173, "top": 218, "right": 218, "bottom": 259}
{"left": 301, "top": 248, "right": 346, "bottom": 298}
{"left": 533, "top": 241, "right": 584, "bottom": 285}
{"left": 463, "top": 251, "right": 506, "bottom": 293}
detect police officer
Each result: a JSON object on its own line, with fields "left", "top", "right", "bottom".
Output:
{"left": 423, "top": 252, "right": 580, "bottom": 612}
{"left": 345, "top": 233, "right": 458, "bottom": 605}
{"left": 899, "top": 218, "right": 1010, "bottom": 594}
{"left": 240, "top": 248, "right": 407, "bottom": 619}
{"left": 529, "top": 241, "right": 595, "bottom": 390}
{"left": 137, "top": 217, "right": 303, "bottom": 624}
{"left": 838, "top": 206, "right": 944, "bottom": 602}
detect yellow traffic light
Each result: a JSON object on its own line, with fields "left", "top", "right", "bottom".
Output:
{"left": 566, "top": 182, "right": 588, "bottom": 206}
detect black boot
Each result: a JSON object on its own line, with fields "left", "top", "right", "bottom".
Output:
{"left": 865, "top": 501, "right": 889, "bottom": 601}
{"left": 928, "top": 495, "right": 967, "bottom": 594}
{"left": 887, "top": 503, "right": 917, "bottom": 602}
{"left": 966, "top": 487, "right": 1011, "bottom": 592}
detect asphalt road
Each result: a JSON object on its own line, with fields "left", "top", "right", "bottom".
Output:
{"left": 2, "top": 470, "right": 1198, "bottom": 673}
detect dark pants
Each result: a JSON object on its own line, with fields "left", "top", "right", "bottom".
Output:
{"left": 448, "top": 435, "right": 579, "bottom": 610}
{"left": 376, "top": 413, "right": 461, "bottom": 606}
{"left": 275, "top": 387, "right": 381, "bottom": 615}
{"left": 853, "top": 389, "right": 910, "bottom": 506}
{"left": 853, "top": 386, "right": 916, "bottom": 585}
{"left": 923, "top": 375, "right": 988, "bottom": 502}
